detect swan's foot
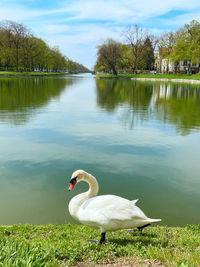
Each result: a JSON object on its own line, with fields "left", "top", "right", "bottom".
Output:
{"left": 127, "top": 224, "right": 151, "bottom": 236}
{"left": 99, "top": 232, "right": 106, "bottom": 244}
{"left": 88, "top": 239, "right": 99, "bottom": 243}
{"left": 127, "top": 229, "right": 141, "bottom": 236}
{"left": 88, "top": 232, "right": 106, "bottom": 244}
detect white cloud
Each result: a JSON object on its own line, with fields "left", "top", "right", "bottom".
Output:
{"left": 0, "top": 6, "right": 38, "bottom": 21}
{"left": 161, "top": 11, "right": 200, "bottom": 27}
{"left": 58, "top": 0, "right": 200, "bottom": 23}
{"left": 41, "top": 24, "right": 71, "bottom": 35}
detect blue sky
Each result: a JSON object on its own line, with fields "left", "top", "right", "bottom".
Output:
{"left": 0, "top": 0, "right": 200, "bottom": 69}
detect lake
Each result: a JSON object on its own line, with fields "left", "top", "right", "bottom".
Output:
{"left": 0, "top": 74, "right": 200, "bottom": 226}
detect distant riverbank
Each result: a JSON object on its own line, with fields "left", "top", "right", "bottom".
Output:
{"left": 97, "top": 73, "right": 200, "bottom": 83}
{"left": 0, "top": 224, "right": 199, "bottom": 266}
{"left": 0, "top": 71, "right": 69, "bottom": 77}
{"left": 131, "top": 77, "right": 200, "bottom": 84}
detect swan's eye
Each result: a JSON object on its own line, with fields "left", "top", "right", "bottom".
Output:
{"left": 68, "top": 177, "right": 77, "bottom": 191}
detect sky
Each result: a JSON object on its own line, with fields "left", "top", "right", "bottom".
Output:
{"left": 0, "top": 0, "right": 200, "bottom": 69}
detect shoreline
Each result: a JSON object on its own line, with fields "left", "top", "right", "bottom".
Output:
{"left": 97, "top": 73, "right": 200, "bottom": 83}
{"left": 131, "top": 77, "right": 200, "bottom": 84}
{"left": 0, "top": 72, "right": 69, "bottom": 77}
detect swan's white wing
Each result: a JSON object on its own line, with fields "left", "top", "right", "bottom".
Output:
{"left": 79, "top": 195, "right": 147, "bottom": 222}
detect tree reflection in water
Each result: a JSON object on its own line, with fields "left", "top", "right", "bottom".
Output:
{"left": 0, "top": 77, "right": 74, "bottom": 125}
{"left": 96, "top": 79, "right": 200, "bottom": 135}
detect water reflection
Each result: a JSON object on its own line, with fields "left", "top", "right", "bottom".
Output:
{"left": 0, "top": 77, "right": 74, "bottom": 125}
{"left": 153, "top": 83, "right": 200, "bottom": 135}
{"left": 96, "top": 79, "right": 200, "bottom": 135}
{"left": 0, "top": 76, "right": 200, "bottom": 226}
{"left": 96, "top": 79, "right": 152, "bottom": 112}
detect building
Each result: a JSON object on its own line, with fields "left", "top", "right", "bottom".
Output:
{"left": 155, "top": 48, "right": 200, "bottom": 74}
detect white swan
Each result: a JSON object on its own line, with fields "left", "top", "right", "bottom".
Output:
{"left": 68, "top": 170, "right": 161, "bottom": 244}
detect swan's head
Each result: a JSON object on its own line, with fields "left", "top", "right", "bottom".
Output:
{"left": 68, "top": 170, "right": 89, "bottom": 191}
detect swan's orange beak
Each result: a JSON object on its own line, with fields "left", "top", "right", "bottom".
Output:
{"left": 68, "top": 179, "right": 76, "bottom": 191}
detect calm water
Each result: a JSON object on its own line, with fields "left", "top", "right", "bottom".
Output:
{"left": 0, "top": 74, "right": 200, "bottom": 226}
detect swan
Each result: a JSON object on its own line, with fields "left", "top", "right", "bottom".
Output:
{"left": 68, "top": 170, "right": 161, "bottom": 244}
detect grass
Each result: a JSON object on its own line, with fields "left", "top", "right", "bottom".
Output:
{"left": 0, "top": 224, "right": 200, "bottom": 266}
{"left": 0, "top": 71, "right": 69, "bottom": 77}
{"left": 97, "top": 73, "right": 200, "bottom": 80}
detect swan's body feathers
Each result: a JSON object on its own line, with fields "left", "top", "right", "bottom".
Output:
{"left": 77, "top": 195, "right": 156, "bottom": 231}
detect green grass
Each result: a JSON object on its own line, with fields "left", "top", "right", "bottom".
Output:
{"left": 0, "top": 224, "right": 200, "bottom": 266}
{"left": 0, "top": 71, "right": 69, "bottom": 77}
{"left": 97, "top": 73, "right": 200, "bottom": 80}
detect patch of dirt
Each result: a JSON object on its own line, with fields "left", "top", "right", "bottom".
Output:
{"left": 73, "top": 257, "right": 166, "bottom": 267}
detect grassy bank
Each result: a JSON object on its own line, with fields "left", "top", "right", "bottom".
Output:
{"left": 97, "top": 73, "right": 200, "bottom": 81}
{"left": 0, "top": 71, "right": 69, "bottom": 77}
{"left": 0, "top": 224, "right": 200, "bottom": 266}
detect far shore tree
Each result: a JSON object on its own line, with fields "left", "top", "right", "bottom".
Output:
{"left": 170, "top": 20, "right": 200, "bottom": 73}
{"left": 122, "top": 24, "right": 147, "bottom": 71}
{"left": 95, "top": 39, "right": 122, "bottom": 75}
{"left": 0, "top": 21, "right": 30, "bottom": 71}
{"left": 142, "top": 37, "right": 155, "bottom": 70}
{"left": 158, "top": 31, "right": 180, "bottom": 72}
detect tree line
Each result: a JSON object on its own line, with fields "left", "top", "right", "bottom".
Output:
{"left": 95, "top": 20, "right": 200, "bottom": 74}
{"left": 0, "top": 20, "right": 89, "bottom": 73}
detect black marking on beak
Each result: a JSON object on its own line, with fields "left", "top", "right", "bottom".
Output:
{"left": 68, "top": 176, "right": 77, "bottom": 191}
{"left": 70, "top": 176, "right": 77, "bottom": 184}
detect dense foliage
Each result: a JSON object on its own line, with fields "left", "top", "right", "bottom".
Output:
{"left": 95, "top": 20, "right": 200, "bottom": 74}
{"left": 0, "top": 20, "right": 89, "bottom": 73}
{"left": 95, "top": 39, "right": 122, "bottom": 75}
{"left": 170, "top": 20, "right": 200, "bottom": 72}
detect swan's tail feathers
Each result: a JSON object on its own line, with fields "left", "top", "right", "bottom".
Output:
{"left": 148, "top": 218, "right": 162, "bottom": 223}
{"left": 131, "top": 199, "right": 139, "bottom": 205}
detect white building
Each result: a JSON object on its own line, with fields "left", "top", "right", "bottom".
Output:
{"left": 155, "top": 49, "right": 199, "bottom": 74}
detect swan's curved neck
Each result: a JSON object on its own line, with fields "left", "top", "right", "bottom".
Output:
{"left": 69, "top": 173, "right": 99, "bottom": 219}
{"left": 85, "top": 173, "right": 99, "bottom": 198}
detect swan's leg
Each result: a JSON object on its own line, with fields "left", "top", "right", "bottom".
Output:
{"left": 99, "top": 232, "right": 106, "bottom": 244}
{"left": 88, "top": 232, "right": 106, "bottom": 244}
{"left": 137, "top": 223, "right": 151, "bottom": 235}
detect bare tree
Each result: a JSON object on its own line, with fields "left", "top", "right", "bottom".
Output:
{"left": 158, "top": 31, "right": 179, "bottom": 55}
{"left": 122, "top": 25, "right": 147, "bottom": 71}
